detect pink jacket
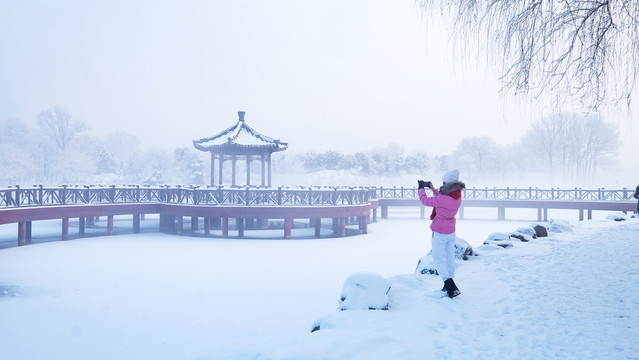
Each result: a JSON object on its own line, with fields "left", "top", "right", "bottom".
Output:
{"left": 418, "top": 187, "right": 462, "bottom": 234}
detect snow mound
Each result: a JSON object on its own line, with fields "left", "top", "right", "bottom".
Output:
{"left": 415, "top": 237, "right": 474, "bottom": 275}
{"left": 509, "top": 232, "right": 534, "bottom": 242}
{"left": 548, "top": 219, "right": 572, "bottom": 232}
{"left": 338, "top": 272, "right": 391, "bottom": 311}
{"left": 483, "top": 239, "right": 513, "bottom": 248}
{"left": 606, "top": 212, "right": 628, "bottom": 222}
{"left": 487, "top": 232, "right": 510, "bottom": 240}
{"left": 516, "top": 227, "right": 538, "bottom": 238}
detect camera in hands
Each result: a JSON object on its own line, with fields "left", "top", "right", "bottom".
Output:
{"left": 418, "top": 180, "right": 431, "bottom": 189}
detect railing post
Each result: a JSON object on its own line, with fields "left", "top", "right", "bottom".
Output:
{"left": 38, "top": 185, "right": 43, "bottom": 205}
{"left": 15, "top": 185, "right": 20, "bottom": 207}
{"left": 62, "top": 185, "right": 68, "bottom": 205}
{"left": 245, "top": 186, "right": 250, "bottom": 205}
{"left": 278, "top": 186, "right": 283, "bottom": 205}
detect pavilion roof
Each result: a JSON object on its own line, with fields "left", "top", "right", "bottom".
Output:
{"left": 193, "top": 111, "right": 288, "bottom": 154}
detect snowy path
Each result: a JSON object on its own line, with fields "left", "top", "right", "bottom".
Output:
{"left": 1, "top": 217, "right": 637, "bottom": 359}
{"left": 276, "top": 220, "right": 639, "bottom": 360}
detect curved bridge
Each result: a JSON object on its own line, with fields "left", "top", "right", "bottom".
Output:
{"left": 0, "top": 186, "right": 379, "bottom": 247}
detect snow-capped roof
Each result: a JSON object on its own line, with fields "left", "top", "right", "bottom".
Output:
{"left": 193, "top": 111, "right": 288, "bottom": 153}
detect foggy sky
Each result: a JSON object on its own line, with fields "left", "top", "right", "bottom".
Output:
{"left": 1, "top": 0, "right": 637, "bottom": 164}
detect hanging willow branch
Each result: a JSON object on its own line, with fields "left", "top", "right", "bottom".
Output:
{"left": 418, "top": 0, "right": 639, "bottom": 110}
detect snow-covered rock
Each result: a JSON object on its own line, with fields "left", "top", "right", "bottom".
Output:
{"left": 487, "top": 232, "right": 510, "bottom": 241}
{"left": 454, "top": 237, "right": 474, "bottom": 260}
{"left": 516, "top": 227, "right": 538, "bottom": 239}
{"left": 415, "top": 254, "right": 438, "bottom": 275}
{"left": 483, "top": 239, "right": 513, "bottom": 248}
{"left": 606, "top": 212, "right": 628, "bottom": 222}
{"left": 509, "top": 232, "right": 534, "bottom": 242}
{"left": 548, "top": 219, "right": 572, "bottom": 232}
{"left": 338, "top": 272, "right": 390, "bottom": 311}
{"left": 415, "top": 237, "right": 474, "bottom": 275}
{"left": 531, "top": 224, "right": 548, "bottom": 237}
{"left": 484, "top": 232, "right": 514, "bottom": 248}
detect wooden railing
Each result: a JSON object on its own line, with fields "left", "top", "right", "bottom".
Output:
{"left": 374, "top": 187, "right": 636, "bottom": 201}
{"left": 1, "top": 185, "right": 635, "bottom": 210}
{"left": 0, "top": 185, "right": 378, "bottom": 208}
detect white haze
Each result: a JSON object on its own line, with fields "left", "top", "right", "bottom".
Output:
{"left": 1, "top": 0, "right": 637, "bottom": 184}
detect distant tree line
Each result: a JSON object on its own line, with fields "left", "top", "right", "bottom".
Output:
{"left": 448, "top": 113, "right": 619, "bottom": 185}
{"left": 278, "top": 113, "right": 620, "bottom": 186}
{"left": 0, "top": 107, "right": 621, "bottom": 187}
{"left": 300, "top": 145, "right": 435, "bottom": 176}
{"left": 0, "top": 106, "right": 204, "bottom": 186}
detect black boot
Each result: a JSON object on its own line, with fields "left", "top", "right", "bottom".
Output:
{"left": 444, "top": 278, "right": 461, "bottom": 298}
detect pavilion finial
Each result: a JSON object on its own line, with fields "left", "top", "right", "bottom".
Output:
{"left": 238, "top": 111, "right": 246, "bottom": 122}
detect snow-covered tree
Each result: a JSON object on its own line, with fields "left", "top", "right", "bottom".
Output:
{"left": 36, "top": 107, "right": 88, "bottom": 151}
{"left": 100, "top": 131, "right": 141, "bottom": 178}
{"left": 173, "top": 147, "right": 204, "bottom": 185}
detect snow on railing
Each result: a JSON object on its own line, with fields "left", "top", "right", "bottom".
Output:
{"left": 0, "top": 185, "right": 377, "bottom": 208}
{"left": 2, "top": 185, "right": 633, "bottom": 209}
{"left": 374, "top": 186, "right": 636, "bottom": 201}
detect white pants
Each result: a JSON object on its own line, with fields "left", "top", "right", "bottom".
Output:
{"left": 431, "top": 231, "right": 456, "bottom": 281}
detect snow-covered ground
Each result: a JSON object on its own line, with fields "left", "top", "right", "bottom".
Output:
{"left": 0, "top": 208, "right": 637, "bottom": 359}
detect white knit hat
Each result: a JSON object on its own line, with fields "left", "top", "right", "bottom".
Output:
{"left": 442, "top": 169, "right": 460, "bottom": 184}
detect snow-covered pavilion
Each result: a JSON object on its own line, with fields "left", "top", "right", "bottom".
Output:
{"left": 193, "top": 111, "right": 288, "bottom": 187}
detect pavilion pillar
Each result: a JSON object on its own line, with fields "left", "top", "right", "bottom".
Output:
{"left": 218, "top": 154, "right": 224, "bottom": 186}
{"left": 232, "top": 155, "right": 237, "bottom": 187}
{"left": 261, "top": 154, "right": 266, "bottom": 188}
{"left": 210, "top": 152, "right": 215, "bottom": 186}
{"left": 268, "top": 153, "right": 272, "bottom": 188}
{"left": 246, "top": 155, "right": 251, "bottom": 187}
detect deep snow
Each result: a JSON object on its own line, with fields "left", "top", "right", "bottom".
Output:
{"left": 0, "top": 209, "right": 638, "bottom": 359}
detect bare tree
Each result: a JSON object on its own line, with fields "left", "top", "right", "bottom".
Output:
{"left": 450, "top": 136, "right": 500, "bottom": 178}
{"left": 522, "top": 112, "right": 572, "bottom": 182}
{"left": 418, "top": 0, "right": 639, "bottom": 109}
{"left": 37, "top": 107, "right": 88, "bottom": 151}
{"left": 523, "top": 112, "right": 619, "bottom": 183}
